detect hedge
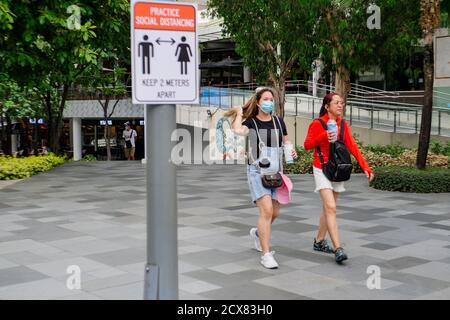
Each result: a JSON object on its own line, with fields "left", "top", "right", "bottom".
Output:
{"left": 370, "top": 166, "right": 450, "bottom": 193}
{"left": 284, "top": 146, "right": 449, "bottom": 175}
{"left": 0, "top": 153, "right": 67, "bottom": 180}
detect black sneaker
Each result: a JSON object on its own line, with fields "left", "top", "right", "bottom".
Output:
{"left": 334, "top": 247, "right": 348, "bottom": 264}
{"left": 313, "top": 238, "right": 334, "bottom": 254}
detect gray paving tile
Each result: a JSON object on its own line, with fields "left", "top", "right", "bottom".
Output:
{"left": 378, "top": 256, "right": 430, "bottom": 270}
{"left": 421, "top": 223, "right": 450, "bottom": 231}
{"left": 0, "top": 266, "right": 49, "bottom": 287}
{"left": 397, "top": 213, "right": 447, "bottom": 223}
{"left": 401, "top": 262, "right": 450, "bottom": 282}
{"left": 0, "top": 161, "right": 448, "bottom": 300}
{"left": 383, "top": 272, "right": 450, "bottom": 291}
{"left": 355, "top": 225, "right": 399, "bottom": 234}
{"left": 272, "top": 222, "right": 317, "bottom": 234}
{"left": 361, "top": 242, "right": 397, "bottom": 250}
{"left": 202, "top": 281, "right": 310, "bottom": 300}
{"left": 86, "top": 248, "right": 146, "bottom": 266}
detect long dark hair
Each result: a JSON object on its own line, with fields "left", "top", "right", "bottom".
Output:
{"left": 319, "top": 92, "right": 338, "bottom": 117}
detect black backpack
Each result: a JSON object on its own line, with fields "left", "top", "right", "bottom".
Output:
{"left": 316, "top": 118, "right": 353, "bottom": 182}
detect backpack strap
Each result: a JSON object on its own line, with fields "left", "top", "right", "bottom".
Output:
{"left": 315, "top": 118, "right": 327, "bottom": 166}
{"left": 339, "top": 119, "right": 345, "bottom": 143}
{"left": 316, "top": 146, "right": 326, "bottom": 166}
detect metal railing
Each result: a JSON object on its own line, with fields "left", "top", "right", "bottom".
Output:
{"left": 64, "top": 83, "right": 450, "bottom": 137}
{"left": 199, "top": 86, "right": 450, "bottom": 137}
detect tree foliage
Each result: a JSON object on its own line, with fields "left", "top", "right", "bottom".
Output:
{"left": 0, "top": 0, "right": 130, "bottom": 154}
{"left": 208, "top": 0, "right": 321, "bottom": 115}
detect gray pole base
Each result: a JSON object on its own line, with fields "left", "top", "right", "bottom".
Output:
{"left": 143, "top": 264, "right": 159, "bottom": 300}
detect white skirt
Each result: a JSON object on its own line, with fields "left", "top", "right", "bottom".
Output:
{"left": 313, "top": 167, "right": 346, "bottom": 193}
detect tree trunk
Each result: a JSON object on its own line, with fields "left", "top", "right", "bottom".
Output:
{"left": 335, "top": 64, "right": 351, "bottom": 113}
{"left": 416, "top": 0, "right": 440, "bottom": 169}
{"left": 416, "top": 39, "right": 434, "bottom": 169}
{"left": 274, "top": 78, "right": 286, "bottom": 118}
{"left": 45, "top": 90, "right": 54, "bottom": 153}
{"left": 46, "top": 85, "right": 69, "bottom": 155}
{"left": 33, "top": 121, "right": 39, "bottom": 155}
{"left": 269, "top": 71, "right": 286, "bottom": 118}
{"left": 2, "top": 113, "right": 12, "bottom": 156}
{"left": 22, "top": 118, "right": 30, "bottom": 157}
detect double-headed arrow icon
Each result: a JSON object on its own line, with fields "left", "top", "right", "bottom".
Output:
{"left": 156, "top": 37, "right": 175, "bottom": 45}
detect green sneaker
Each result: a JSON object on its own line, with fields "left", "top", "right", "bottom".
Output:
{"left": 334, "top": 247, "right": 348, "bottom": 264}
{"left": 313, "top": 238, "right": 334, "bottom": 254}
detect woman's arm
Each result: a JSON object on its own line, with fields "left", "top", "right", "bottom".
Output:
{"left": 230, "top": 106, "right": 249, "bottom": 136}
{"left": 283, "top": 135, "right": 298, "bottom": 159}
{"left": 343, "top": 122, "right": 374, "bottom": 181}
{"left": 303, "top": 120, "right": 329, "bottom": 150}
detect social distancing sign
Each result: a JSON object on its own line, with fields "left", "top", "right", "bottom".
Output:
{"left": 131, "top": 0, "right": 199, "bottom": 104}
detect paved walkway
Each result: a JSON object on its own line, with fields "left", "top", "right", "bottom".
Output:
{"left": 0, "top": 162, "right": 449, "bottom": 299}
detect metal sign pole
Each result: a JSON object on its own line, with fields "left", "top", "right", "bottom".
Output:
{"left": 144, "top": 103, "right": 177, "bottom": 300}
{"left": 131, "top": 0, "right": 197, "bottom": 299}
{"left": 141, "top": 0, "right": 178, "bottom": 300}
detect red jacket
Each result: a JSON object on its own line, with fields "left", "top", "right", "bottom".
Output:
{"left": 304, "top": 114, "right": 373, "bottom": 174}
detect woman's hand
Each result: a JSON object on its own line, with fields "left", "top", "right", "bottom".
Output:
{"left": 327, "top": 131, "right": 337, "bottom": 142}
{"left": 233, "top": 106, "right": 243, "bottom": 116}
{"left": 365, "top": 170, "right": 375, "bottom": 182}
{"left": 291, "top": 148, "right": 298, "bottom": 160}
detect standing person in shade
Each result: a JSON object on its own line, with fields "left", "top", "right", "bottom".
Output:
{"left": 304, "top": 92, "right": 374, "bottom": 263}
{"left": 225, "top": 87, "right": 297, "bottom": 269}
{"left": 123, "top": 122, "right": 137, "bottom": 161}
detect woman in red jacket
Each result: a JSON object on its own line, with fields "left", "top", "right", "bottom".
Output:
{"left": 304, "top": 92, "right": 374, "bottom": 264}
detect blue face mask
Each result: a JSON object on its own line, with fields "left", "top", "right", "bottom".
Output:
{"left": 260, "top": 101, "right": 274, "bottom": 114}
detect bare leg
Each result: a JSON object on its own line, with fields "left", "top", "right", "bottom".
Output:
{"left": 271, "top": 199, "right": 280, "bottom": 223}
{"left": 316, "top": 191, "right": 339, "bottom": 241}
{"left": 319, "top": 189, "right": 341, "bottom": 249}
{"left": 255, "top": 195, "right": 274, "bottom": 255}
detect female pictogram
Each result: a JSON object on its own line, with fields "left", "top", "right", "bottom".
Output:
{"left": 175, "top": 36, "right": 192, "bottom": 75}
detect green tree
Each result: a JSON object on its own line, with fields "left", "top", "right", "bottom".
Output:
{"left": 440, "top": 0, "right": 450, "bottom": 27}
{"left": 1, "top": 0, "right": 129, "bottom": 154}
{"left": 0, "top": 74, "right": 44, "bottom": 155}
{"left": 416, "top": 0, "right": 441, "bottom": 169}
{"left": 0, "top": 0, "right": 13, "bottom": 30}
{"left": 83, "top": 64, "right": 127, "bottom": 161}
{"left": 315, "top": 0, "right": 421, "bottom": 105}
{"left": 208, "top": 0, "right": 321, "bottom": 116}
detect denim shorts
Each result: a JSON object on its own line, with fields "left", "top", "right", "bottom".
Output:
{"left": 247, "top": 164, "right": 278, "bottom": 203}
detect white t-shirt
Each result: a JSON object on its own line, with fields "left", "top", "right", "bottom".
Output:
{"left": 123, "top": 129, "right": 137, "bottom": 147}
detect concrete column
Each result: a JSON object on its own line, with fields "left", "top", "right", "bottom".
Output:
{"left": 243, "top": 66, "right": 251, "bottom": 83}
{"left": 11, "top": 134, "right": 17, "bottom": 154}
{"left": 73, "top": 117, "right": 82, "bottom": 161}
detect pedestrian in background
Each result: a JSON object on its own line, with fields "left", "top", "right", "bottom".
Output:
{"left": 123, "top": 122, "right": 137, "bottom": 160}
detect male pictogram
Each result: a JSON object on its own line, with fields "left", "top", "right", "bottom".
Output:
{"left": 175, "top": 36, "right": 192, "bottom": 75}
{"left": 138, "top": 35, "right": 154, "bottom": 74}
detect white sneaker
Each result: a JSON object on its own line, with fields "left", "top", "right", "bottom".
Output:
{"left": 249, "top": 228, "right": 262, "bottom": 252}
{"left": 261, "top": 251, "right": 279, "bottom": 269}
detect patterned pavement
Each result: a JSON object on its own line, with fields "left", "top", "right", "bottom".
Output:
{"left": 0, "top": 161, "right": 449, "bottom": 300}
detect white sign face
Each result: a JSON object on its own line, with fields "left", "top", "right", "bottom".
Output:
{"left": 436, "top": 36, "right": 450, "bottom": 79}
{"left": 131, "top": 0, "right": 199, "bottom": 104}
